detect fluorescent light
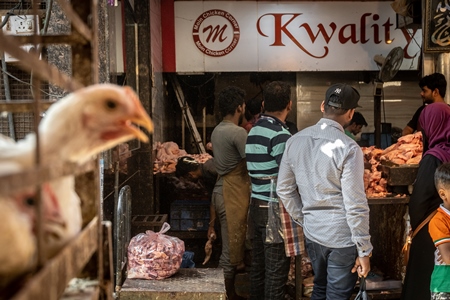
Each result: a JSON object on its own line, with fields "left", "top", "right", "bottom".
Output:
{"left": 383, "top": 81, "right": 402, "bottom": 87}
{"left": 369, "top": 99, "right": 403, "bottom": 102}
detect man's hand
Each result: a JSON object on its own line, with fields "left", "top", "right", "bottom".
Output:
{"left": 207, "top": 226, "right": 216, "bottom": 240}
{"left": 351, "top": 256, "right": 371, "bottom": 277}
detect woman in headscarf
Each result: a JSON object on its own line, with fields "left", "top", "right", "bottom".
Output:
{"left": 402, "top": 102, "right": 450, "bottom": 300}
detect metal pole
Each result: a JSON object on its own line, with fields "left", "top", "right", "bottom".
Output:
{"left": 1, "top": 53, "right": 16, "bottom": 139}
{"left": 374, "top": 94, "right": 382, "bottom": 149}
{"left": 436, "top": 53, "right": 450, "bottom": 104}
{"left": 203, "top": 106, "right": 206, "bottom": 147}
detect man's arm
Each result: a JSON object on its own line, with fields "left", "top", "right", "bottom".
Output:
{"left": 341, "top": 145, "right": 373, "bottom": 259}
{"left": 343, "top": 148, "right": 372, "bottom": 278}
{"left": 207, "top": 204, "right": 216, "bottom": 239}
{"left": 402, "top": 125, "right": 414, "bottom": 136}
{"left": 276, "top": 142, "right": 303, "bottom": 225}
{"left": 235, "top": 127, "right": 248, "bottom": 158}
{"left": 402, "top": 105, "right": 424, "bottom": 136}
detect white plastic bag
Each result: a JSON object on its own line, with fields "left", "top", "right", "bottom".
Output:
{"left": 265, "top": 177, "right": 283, "bottom": 244}
{"left": 127, "top": 222, "right": 185, "bottom": 279}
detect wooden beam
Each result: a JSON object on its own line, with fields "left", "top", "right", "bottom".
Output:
{"left": 0, "top": 30, "right": 84, "bottom": 92}
{"left": 0, "top": 101, "right": 55, "bottom": 113}
{"left": 10, "top": 33, "right": 89, "bottom": 46}
{"left": 11, "top": 217, "right": 99, "bottom": 300}
{"left": 0, "top": 160, "right": 96, "bottom": 196}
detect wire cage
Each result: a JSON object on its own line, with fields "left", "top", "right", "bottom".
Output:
{"left": 0, "top": 1, "right": 113, "bottom": 299}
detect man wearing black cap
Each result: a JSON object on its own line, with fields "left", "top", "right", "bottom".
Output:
{"left": 277, "top": 83, "right": 373, "bottom": 299}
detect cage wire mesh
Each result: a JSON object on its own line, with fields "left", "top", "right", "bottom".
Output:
{"left": 0, "top": 64, "right": 50, "bottom": 139}
{"left": 0, "top": 1, "right": 46, "bottom": 10}
{"left": 0, "top": 0, "right": 51, "bottom": 140}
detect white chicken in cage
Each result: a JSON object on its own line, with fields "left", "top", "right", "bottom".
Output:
{"left": 0, "top": 84, "right": 153, "bottom": 287}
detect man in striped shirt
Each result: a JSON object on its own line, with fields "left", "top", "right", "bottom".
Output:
{"left": 245, "top": 81, "right": 292, "bottom": 300}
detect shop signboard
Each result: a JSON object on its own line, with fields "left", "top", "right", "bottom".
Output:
{"left": 424, "top": 0, "right": 450, "bottom": 52}
{"left": 164, "top": 1, "right": 422, "bottom": 72}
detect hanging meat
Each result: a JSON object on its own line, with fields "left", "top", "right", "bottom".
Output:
{"left": 153, "top": 141, "right": 212, "bottom": 174}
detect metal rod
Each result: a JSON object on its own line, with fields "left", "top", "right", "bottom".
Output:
{"left": 203, "top": 106, "right": 206, "bottom": 147}
{"left": 182, "top": 113, "right": 185, "bottom": 149}
{"left": 134, "top": 23, "right": 139, "bottom": 94}
{"left": 31, "top": 0, "right": 46, "bottom": 268}
{"left": 1, "top": 52, "right": 15, "bottom": 139}
{"left": 437, "top": 53, "right": 450, "bottom": 104}
{"left": 0, "top": 30, "right": 84, "bottom": 92}
{"left": 374, "top": 94, "right": 382, "bottom": 148}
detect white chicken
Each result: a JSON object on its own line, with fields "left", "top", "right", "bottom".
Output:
{"left": 0, "top": 162, "right": 64, "bottom": 289}
{"left": 0, "top": 84, "right": 153, "bottom": 165}
{"left": 0, "top": 84, "right": 153, "bottom": 286}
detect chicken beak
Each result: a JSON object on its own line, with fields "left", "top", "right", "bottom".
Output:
{"left": 127, "top": 115, "right": 154, "bottom": 143}
{"left": 124, "top": 86, "right": 154, "bottom": 143}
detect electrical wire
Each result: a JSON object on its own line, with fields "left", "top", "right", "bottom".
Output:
{"left": 381, "top": 88, "right": 390, "bottom": 148}
{"left": 31, "top": 0, "right": 53, "bottom": 98}
{"left": 1, "top": 68, "right": 62, "bottom": 98}
{"left": 178, "top": 73, "right": 216, "bottom": 89}
{"left": 0, "top": 0, "right": 24, "bottom": 29}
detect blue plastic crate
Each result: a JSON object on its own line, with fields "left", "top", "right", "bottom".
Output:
{"left": 170, "top": 200, "right": 210, "bottom": 231}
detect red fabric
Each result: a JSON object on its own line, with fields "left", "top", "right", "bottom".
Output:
{"left": 279, "top": 201, "right": 304, "bottom": 257}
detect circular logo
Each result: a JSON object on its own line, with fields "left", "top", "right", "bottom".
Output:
{"left": 192, "top": 9, "right": 240, "bottom": 57}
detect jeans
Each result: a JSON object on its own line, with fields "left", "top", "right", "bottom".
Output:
{"left": 305, "top": 237, "right": 358, "bottom": 300}
{"left": 249, "top": 200, "right": 290, "bottom": 300}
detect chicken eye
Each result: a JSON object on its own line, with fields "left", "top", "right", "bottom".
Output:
{"left": 105, "top": 99, "right": 117, "bottom": 110}
{"left": 25, "top": 197, "right": 35, "bottom": 206}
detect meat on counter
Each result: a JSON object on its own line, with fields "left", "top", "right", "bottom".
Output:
{"left": 362, "top": 132, "right": 422, "bottom": 198}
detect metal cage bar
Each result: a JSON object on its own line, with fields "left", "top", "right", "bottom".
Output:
{"left": 0, "top": 0, "right": 111, "bottom": 298}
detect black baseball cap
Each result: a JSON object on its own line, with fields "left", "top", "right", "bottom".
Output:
{"left": 325, "top": 83, "right": 361, "bottom": 109}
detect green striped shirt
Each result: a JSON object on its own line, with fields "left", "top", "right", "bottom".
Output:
{"left": 245, "top": 115, "right": 291, "bottom": 202}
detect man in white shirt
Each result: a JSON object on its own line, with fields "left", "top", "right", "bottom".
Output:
{"left": 277, "top": 83, "right": 373, "bottom": 300}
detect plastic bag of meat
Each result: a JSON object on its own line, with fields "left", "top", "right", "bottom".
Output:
{"left": 127, "top": 222, "right": 185, "bottom": 280}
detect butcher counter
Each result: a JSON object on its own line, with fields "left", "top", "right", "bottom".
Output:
{"left": 366, "top": 195, "right": 408, "bottom": 298}
{"left": 118, "top": 268, "right": 226, "bottom": 299}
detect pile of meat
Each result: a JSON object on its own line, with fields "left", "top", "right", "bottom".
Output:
{"left": 127, "top": 223, "right": 185, "bottom": 280}
{"left": 153, "top": 141, "right": 212, "bottom": 174}
{"left": 362, "top": 132, "right": 422, "bottom": 198}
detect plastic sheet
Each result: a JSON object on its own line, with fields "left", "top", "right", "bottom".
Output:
{"left": 265, "top": 177, "right": 284, "bottom": 244}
